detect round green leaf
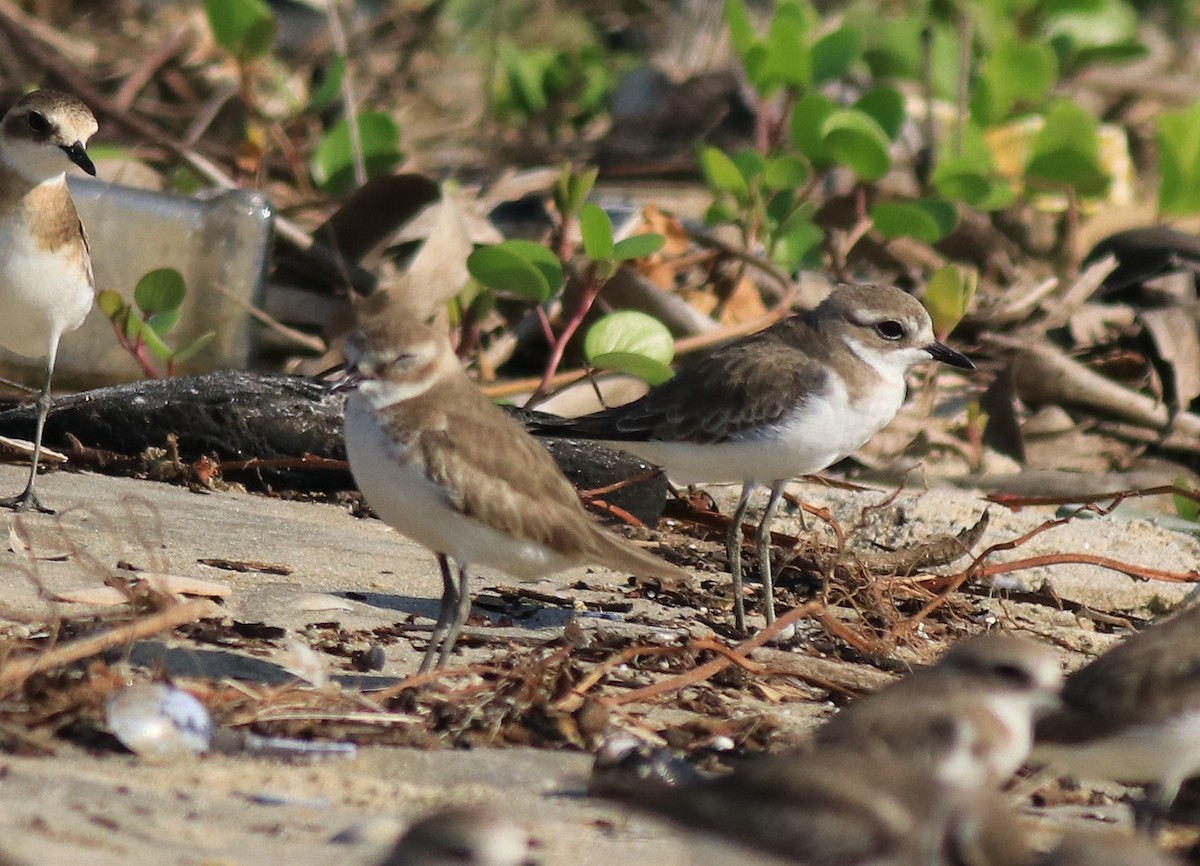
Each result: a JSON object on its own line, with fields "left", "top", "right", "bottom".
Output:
{"left": 922, "top": 264, "right": 976, "bottom": 337}
{"left": 854, "top": 86, "right": 906, "bottom": 141}
{"left": 790, "top": 92, "right": 836, "bottom": 164}
{"left": 699, "top": 146, "right": 750, "bottom": 202}
{"left": 307, "top": 56, "right": 346, "bottom": 113}
{"left": 204, "top": 0, "right": 275, "bottom": 60}
{"left": 587, "top": 352, "right": 675, "bottom": 385}
{"left": 147, "top": 309, "right": 181, "bottom": 337}
{"left": 579, "top": 203, "right": 615, "bottom": 260}
{"left": 466, "top": 246, "right": 551, "bottom": 301}
{"left": 821, "top": 109, "right": 892, "bottom": 181}
{"left": 870, "top": 200, "right": 958, "bottom": 243}
{"left": 1158, "top": 102, "right": 1200, "bottom": 216}
{"left": 612, "top": 233, "right": 666, "bottom": 261}
{"left": 584, "top": 310, "right": 675, "bottom": 382}
{"left": 134, "top": 268, "right": 186, "bottom": 315}
{"left": 496, "top": 240, "right": 563, "bottom": 294}
{"left": 763, "top": 155, "right": 809, "bottom": 190}
{"left": 810, "top": 27, "right": 861, "bottom": 85}
{"left": 96, "top": 288, "right": 127, "bottom": 320}
{"left": 311, "top": 111, "right": 403, "bottom": 194}
{"left": 1025, "top": 102, "right": 1110, "bottom": 197}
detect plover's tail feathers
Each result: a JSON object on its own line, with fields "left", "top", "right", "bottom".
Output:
{"left": 586, "top": 526, "right": 690, "bottom": 586}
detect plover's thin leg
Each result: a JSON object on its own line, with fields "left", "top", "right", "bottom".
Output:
{"left": 727, "top": 482, "right": 754, "bottom": 632}
{"left": 0, "top": 339, "right": 58, "bottom": 514}
{"left": 1134, "top": 781, "right": 1174, "bottom": 836}
{"left": 437, "top": 563, "right": 472, "bottom": 668}
{"left": 756, "top": 480, "right": 787, "bottom": 626}
{"left": 421, "top": 554, "right": 459, "bottom": 672}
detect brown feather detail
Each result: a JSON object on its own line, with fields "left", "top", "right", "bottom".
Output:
{"left": 377, "top": 374, "right": 687, "bottom": 581}
{"left": 1037, "top": 605, "right": 1200, "bottom": 743}
{"left": 24, "top": 181, "right": 89, "bottom": 258}
{"left": 535, "top": 317, "right": 839, "bottom": 445}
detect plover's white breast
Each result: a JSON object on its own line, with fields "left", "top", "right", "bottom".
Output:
{"left": 610, "top": 369, "right": 906, "bottom": 486}
{"left": 0, "top": 198, "right": 92, "bottom": 359}
{"left": 344, "top": 393, "right": 574, "bottom": 580}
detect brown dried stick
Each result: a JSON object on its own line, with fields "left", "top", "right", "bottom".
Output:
{"left": 0, "top": 599, "right": 213, "bottom": 691}
{"left": 608, "top": 600, "right": 823, "bottom": 706}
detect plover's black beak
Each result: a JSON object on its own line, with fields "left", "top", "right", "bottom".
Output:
{"left": 926, "top": 341, "right": 975, "bottom": 370}
{"left": 61, "top": 141, "right": 95, "bottom": 176}
{"left": 330, "top": 371, "right": 364, "bottom": 394}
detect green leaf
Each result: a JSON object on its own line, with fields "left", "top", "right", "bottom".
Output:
{"left": 790, "top": 92, "right": 836, "bottom": 164}
{"left": 307, "top": 56, "right": 346, "bottom": 113}
{"left": 496, "top": 239, "right": 563, "bottom": 293}
{"left": 1041, "top": 0, "right": 1139, "bottom": 53}
{"left": 310, "top": 111, "right": 403, "bottom": 194}
{"left": 763, "top": 154, "right": 809, "bottom": 190}
{"left": 96, "top": 288, "right": 128, "bottom": 320}
{"left": 723, "top": 0, "right": 757, "bottom": 57}
{"left": 588, "top": 352, "right": 676, "bottom": 385}
{"left": 1024, "top": 101, "right": 1110, "bottom": 197}
{"left": 1157, "top": 102, "right": 1200, "bottom": 216}
{"left": 771, "top": 208, "right": 824, "bottom": 270}
{"left": 585, "top": 310, "right": 676, "bottom": 385}
{"left": 870, "top": 200, "right": 958, "bottom": 243}
{"left": 755, "top": 4, "right": 812, "bottom": 91}
{"left": 922, "top": 264, "right": 977, "bottom": 337}
{"left": 554, "top": 165, "right": 598, "bottom": 218}
{"left": 1173, "top": 478, "right": 1200, "bottom": 523}
{"left": 171, "top": 332, "right": 217, "bottom": 365}
{"left": 731, "top": 148, "right": 766, "bottom": 183}
{"left": 932, "top": 158, "right": 1014, "bottom": 209}
{"left": 612, "top": 233, "right": 666, "bottom": 261}
{"left": 466, "top": 245, "right": 551, "bottom": 301}
{"left": 854, "top": 87, "right": 905, "bottom": 141}
{"left": 146, "top": 309, "right": 181, "bottom": 337}
{"left": 972, "top": 38, "right": 1057, "bottom": 124}
{"left": 204, "top": 0, "right": 275, "bottom": 61}
{"left": 579, "top": 203, "right": 615, "bottom": 260}
{"left": 821, "top": 109, "right": 892, "bottom": 181}
{"left": 499, "top": 42, "right": 549, "bottom": 116}
{"left": 810, "top": 27, "right": 861, "bottom": 85}
{"left": 698, "top": 146, "right": 750, "bottom": 202}
{"left": 125, "top": 315, "right": 174, "bottom": 361}
{"left": 134, "top": 268, "right": 187, "bottom": 315}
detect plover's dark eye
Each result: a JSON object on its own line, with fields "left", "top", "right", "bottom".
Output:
{"left": 875, "top": 320, "right": 905, "bottom": 341}
{"left": 26, "top": 111, "right": 50, "bottom": 134}
{"left": 992, "top": 663, "right": 1033, "bottom": 687}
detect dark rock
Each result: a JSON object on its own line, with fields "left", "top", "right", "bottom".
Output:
{"left": 0, "top": 371, "right": 669, "bottom": 523}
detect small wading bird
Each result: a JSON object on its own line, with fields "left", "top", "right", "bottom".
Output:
{"left": 815, "top": 633, "right": 1063, "bottom": 791}
{"left": 341, "top": 293, "right": 689, "bottom": 671}
{"left": 529, "top": 283, "right": 974, "bottom": 631}
{"left": 1033, "top": 602, "right": 1200, "bottom": 832}
{"left": 0, "top": 89, "right": 97, "bottom": 512}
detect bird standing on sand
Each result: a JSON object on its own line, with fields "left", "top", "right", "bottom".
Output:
{"left": 1033, "top": 602, "right": 1200, "bottom": 831}
{"left": 341, "top": 293, "right": 689, "bottom": 671}
{"left": 530, "top": 283, "right": 974, "bottom": 631}
{"left": 0, "top": 89, "right": 97, "bottom": 513}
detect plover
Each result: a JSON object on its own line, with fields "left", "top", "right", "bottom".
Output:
{"left": 816, "top": 633, "right": 1063, "bottom": 790}
{"left": 0, "top": 89, "right": 97, "bottom": 513}
{"left": 342, "top": 293, "right": 690, "bottom": 671}
{"left": 592, "top": 741, "right": 1031, "bottom": 866}
{"left": 529, "top": 283, "right": 974, "bottom": 631}
{"left": 1033, "top": 603, "right": 1200, "bottom": 830}
{"left": 377, "top": 807, "right": 534, "bottom": 866}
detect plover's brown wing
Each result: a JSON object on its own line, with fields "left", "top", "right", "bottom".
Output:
{"left": 529, "top": 327, "right": 830, "bottom": 445}
{"left": 1038, "top": 609, "right": 1200, "bottom": 742}
{"left": 405, "top": 379, "right": 687, "bottom": 581}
